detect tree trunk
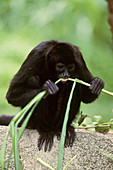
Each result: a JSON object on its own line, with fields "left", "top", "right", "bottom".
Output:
{"left": 107, "top": 0, "right": 113, "bottom": 35}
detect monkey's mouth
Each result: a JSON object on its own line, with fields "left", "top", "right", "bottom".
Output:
{"left": 61, "top": 79, "right": 68, "bottom": 83}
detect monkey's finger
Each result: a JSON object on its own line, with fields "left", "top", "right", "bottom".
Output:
{"left": 91, "top": 78, "right": 101, "bottom": 94}
{"left": 57, "top": 133, "right": 61, "bottom": 140}
{"left": 43, "top": 82, "right": 53, "bottom": 94}
{"left": 90, "top": 78, "right": 104, "bottom": 95}
{"left": 96, "top": 87, "right": 103, "bottom": 96}
{"left": 94, "top": 84, "right": 102, "bottom": 95}
{"left": 67, "top": 131, "right": 71, "bottom": 147}
{"left": 67, "top": 127, "right": 76, "bottom": 147}
{"left": 64, "top": 138, "right": 68, "bottom": 148}
{"left": 38, "top": 138, "right": 45, "bottom": 151}
{"left": 38, "top": 140, "right": 44, "bottom": 151}
{"left": 68, "top": 131, "right": 73, "bottom": 147}
{"left": 94, "top": 81, "right": 104, "bottom": 95}
{"left": 48, "top": 80, "right": 59, "bottom": 94}
{"left": 69, "top": 132, "right": 75, "bottom": 147}
{"left": 89, "top": 78, "right": 100, "bottom": 94}
{"left": 44, "top": 138, "right": 50, "bottom": 152}
{"left": 43, "top": 80, "right": 59, "bottom": 95}
{"left": 89, "top": 78, "right": 98, "bottom": 91}
{"left": 69, "top": 137, "right": 73, "bottom": 147}
{"left": 65, "top": 132, "right": 70, "bottom": 147}
{"left": 48, "top": 137, "right": 53, "bottom": 151}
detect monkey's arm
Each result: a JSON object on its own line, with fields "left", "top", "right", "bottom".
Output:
{"left": 0, "top": 115, "right": 14, "bottom": 126}
{"left": 6, "top": 78, "right": 59, "bottom": 108}
{"left": 81, "top": 78, "right": 104, "bottom": 103}
{"left": 6, "top": 87, "right": 41, "bottom": 108}
{"left": 6, "top": 76, "right": 42, "bottom": 108}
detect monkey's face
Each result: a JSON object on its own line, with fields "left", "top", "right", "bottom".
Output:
{"left": 55, "top": 62, "right": 75, "bottom": 82}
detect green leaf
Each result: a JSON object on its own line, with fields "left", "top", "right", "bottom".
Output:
{"left": 101, "top": 151, "right": 113, "bottom": 161}
{"left": 95, "top": 125, "right": 110, "bottom": 133}
{"left": 78, "top": 114, "right": 87, "bottom": 125}
{"left": 82, "top": 117, "right": 92, "bottom": 126}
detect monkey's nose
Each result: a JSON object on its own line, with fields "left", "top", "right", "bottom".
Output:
{"left": 64, "top": 75, "right": 69, "bottom": 79}
{"left": 63, "top": 71, "right": 69, "bottom": 79}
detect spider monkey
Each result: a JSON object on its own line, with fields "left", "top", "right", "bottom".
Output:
{"left": 0, "top": 40, "right": 104, "bottom": 152}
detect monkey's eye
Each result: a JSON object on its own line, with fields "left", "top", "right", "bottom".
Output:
{"left": 56, "top": 63, "right": 65, "bottom": 72}
{"left": 68, "top": 64, "right": 75, "bottom": 71}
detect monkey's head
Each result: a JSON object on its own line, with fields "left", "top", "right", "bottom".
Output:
{"left": 29, "top": 40, "right": 92, "bottom": 84}
{"left": 46, "top": 41, "right": 79, "bottom": 83}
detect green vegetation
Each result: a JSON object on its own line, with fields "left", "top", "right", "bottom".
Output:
{"left": 0, "top": 78, "right": 112, "bottom": 169}
{"left": 0, "top": 0, "right": 113, "bottom": 121}
{"left": 0, "top": 78, "right": 76, "bottom": 170}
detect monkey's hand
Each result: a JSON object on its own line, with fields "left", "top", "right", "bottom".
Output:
{"left": 57, "top": 126, "right": 76, "bottom": 147}
{"left": 89, "top": 78, "right": 104, "bottom": 96}
{"left": 65, "top": 126, "right": 76, "bottom": 147}
{"left": 42, "top": 79, "right": 59, "bottom": 95}
{"left": 38, "top": 132, "right": 54, "bottom": 152}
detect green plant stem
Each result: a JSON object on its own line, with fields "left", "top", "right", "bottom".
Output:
{"left": 1, "top": 77, "right": 112, "bottom": 170}
{"left": 72, "top": 123, "right": 111, "bottom": 129}
{"left": 68, "top": 78, "right": 113, "bottom": 96}
{"left": 0, "top": 127, "right": 10, "bottom": 170}
{"left": 57, "top": 79, "right": 77, "bottom": 170}
{"left": 4, "top": 80, "right": 60, "bottom": 170}
{"left": 10, "top": 120, "right": 21, "bottom": 170}
{"left": 18, "top": 91, "right": 46, "bottom": 139}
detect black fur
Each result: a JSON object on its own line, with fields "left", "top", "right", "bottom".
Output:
{"left": 0, "top": 40, "right": 104, "bottom": 151}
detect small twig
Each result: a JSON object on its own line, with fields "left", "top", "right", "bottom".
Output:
{"left": 37, "top": 158, "right": 54, "bottom": 170}
{"left": 74, "top": 124, "right": 111, "bottom": 129}
{"left": 63, "top": 155, "right": 76, "bottom": 170}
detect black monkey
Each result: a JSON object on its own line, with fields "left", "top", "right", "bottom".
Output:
{"left": 0, "top": 40, "right": 104, "bottom": 151}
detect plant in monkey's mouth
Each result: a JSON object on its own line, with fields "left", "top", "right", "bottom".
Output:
{"left": 61, "top": 79, "right": 68, "bottom": 83}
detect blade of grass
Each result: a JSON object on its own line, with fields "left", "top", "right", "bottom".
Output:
{"left": 8, "top": 91, "right": 46, "bottom": 170}
{"left": 37, "top": 158, "right": 54, "bottom": 170}
{"left": 101, "top": 151, "right": 113, "bottom": 161}
{"left": 6, "top": 106, "right": 29, "bottom": 170}
{"left": 11, "top": 81, "right": 60, "bottom": 169}
{"left": 63, "top": 155, "right": 76, "bottom": 170}
{"left": 57, "top": 79, "right": 77, "bottom": 170}
{"left": 12, "top": 87, "right": 58, "bottom": 169}
{"left": 0, "top": 79, "right": 61, "bottom": 170}
{"left": 15, "top": 79, "right": 59, "bottom": 138}
{"left": 18, "top": 91, "right": 46, "bottom": 139}
{"left": 6, "top": 108, "right": 31, "bottom": 169}
{"left": 14, "top": 125, "right": 21, "bottom": 170}
{"left": 2, "top": 78, "right": 104, "bottom": 170}
{"left": 6, "top": 148, "right": 13, "bottom": 170}
{"left": 12, "top": 91, "right": 46, "bottom": 123}
{"left": 6, "top": 105, "right": 31, "bottom": 169}
{"left": 0, "top": 126, "right": 10, "bottom": 170}
{"left": 10, "top": 121, "right": 22, "bottom": 170}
